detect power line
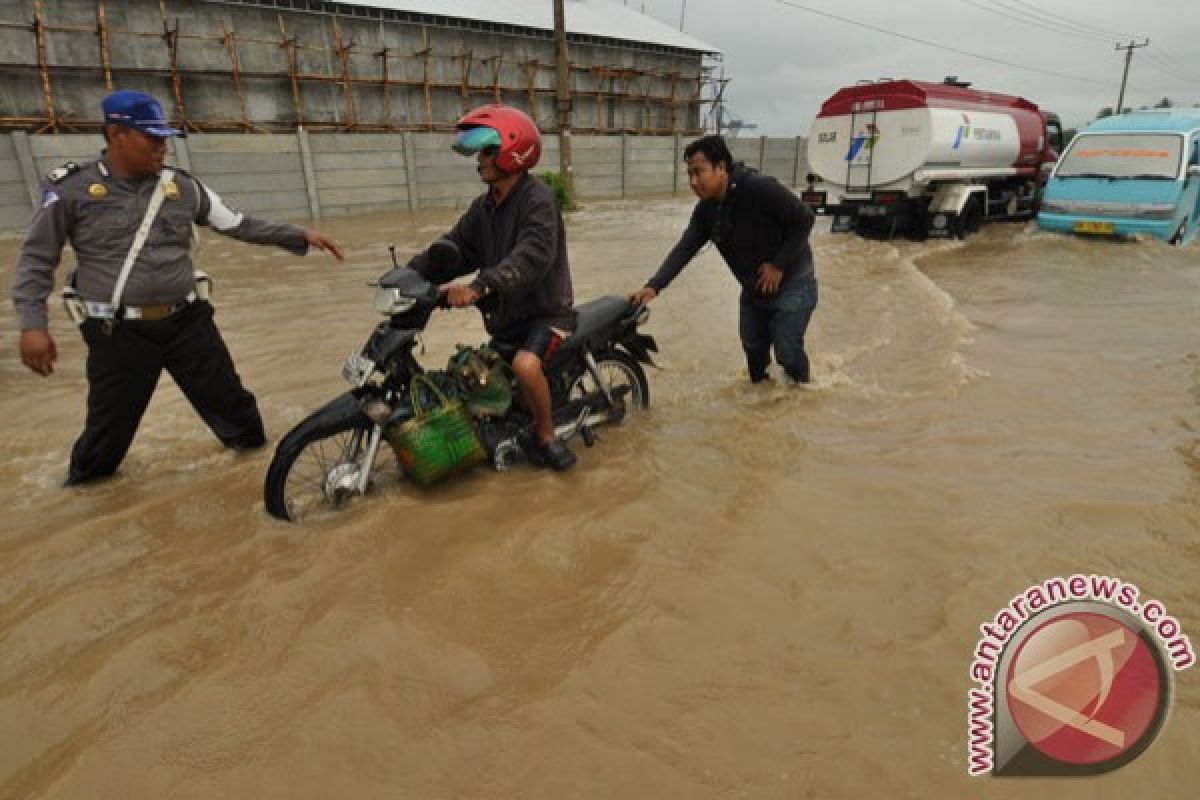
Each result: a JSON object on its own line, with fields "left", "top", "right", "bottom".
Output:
{"left": 1150, "top": 46, "right": 1200, "bottom": 82}
{"left": 772, "top": 0, "right": 1111, "bottom": 87}
{"left": 1140, "top": 52, "right": 1200, "bottom": 86}
{"left": 999, "top": 0, "right": 1139, "bottom": 41}
{"left": 957, "top": 0, "right": 1113, "bottom": 45}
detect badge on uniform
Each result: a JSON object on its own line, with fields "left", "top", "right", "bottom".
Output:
{"left": 88, "top": 183, "right": 108, "bottom": 199}
{"left": 46, "top": 162, "right": 79, "bottom": 183}
{"left": 41, "top": 188, "right": 59, "bottom": 208}
{"left": 163, "top": 180, "right": 180, "bottom": 200}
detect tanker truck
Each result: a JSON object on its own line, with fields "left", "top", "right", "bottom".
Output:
{"left": 802, "top": 77, "right": 1063, "bottom": 239}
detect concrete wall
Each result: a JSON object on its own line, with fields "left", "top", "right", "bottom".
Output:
{"left": 0, "top": 0, "right": 707, "bottom": 135}
{"left": 0, "top": 132, "right": 810, "bottom": 231}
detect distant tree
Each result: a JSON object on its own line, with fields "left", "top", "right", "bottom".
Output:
{"left": 1154, "top": 96, "right": 1173, "bottom": 108}
{"left": 1096, "top": 106, "right": 1114, "bottom": 119}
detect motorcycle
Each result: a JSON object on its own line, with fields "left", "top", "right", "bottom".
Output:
{"left": 263, "top": 240, "right": 657, "bottom": 521}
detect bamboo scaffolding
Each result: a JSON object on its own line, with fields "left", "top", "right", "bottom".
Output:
{"left": 96, "top": 1, "right": 112, "bottom": 91}
{"left": 331, "top": 18, "right": 359, "bottom": 130}
{"left": 32, "top": 0, "right": 57, "bottom": 133}
{"left": 279, "top": 15, "right": 304, "bottom": 128}
{"left": 0, "top": 3, "right": 712, "bottom": 135}
{"left": 456, "top": 46, "right": 473, "bottom": 112}
{"left": 376, "top": 44, "right": 392, "bottom": 130}
{"left": 417, "top": 45, "right": 433, "bottom": 130}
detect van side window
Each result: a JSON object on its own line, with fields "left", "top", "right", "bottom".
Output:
{"left": 1191, "top": 139, "right": 1199, "bottom": 166}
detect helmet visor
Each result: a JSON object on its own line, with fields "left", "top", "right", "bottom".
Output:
{"left": 452, "top": 126, "right": 502, "bottom": 156}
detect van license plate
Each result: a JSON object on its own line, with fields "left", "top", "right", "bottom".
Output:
{"left": 1074, "top": 220, "right": 1115, "bottom": 235}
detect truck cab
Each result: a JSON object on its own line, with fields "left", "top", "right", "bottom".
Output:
{"left": 1037, "top": 111, "right": 1200, "bottom": 246}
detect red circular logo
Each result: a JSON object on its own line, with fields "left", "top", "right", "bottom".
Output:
{"left": 1006, "top": 612, "right": 1163, "bottom": 766}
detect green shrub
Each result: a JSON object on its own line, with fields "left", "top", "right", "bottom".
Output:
{"left": 537, "top": 171, "right": 571, "bottom": 211}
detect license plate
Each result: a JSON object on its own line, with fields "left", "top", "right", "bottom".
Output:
{"left": 341, "top": 353, "right": 375, "bottom": 387}
{"left": 1074, "top": 220, "right": 1115, "bottom": 235}
{"left": 831, "top": 215, "right": 855, "bottom": 233}
{"left": 801, "top": 191, "right": 826, "bottom": 208}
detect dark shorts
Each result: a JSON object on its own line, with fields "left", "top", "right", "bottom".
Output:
{"left": 493, "top": 320, "right": 567, "bottom": 362}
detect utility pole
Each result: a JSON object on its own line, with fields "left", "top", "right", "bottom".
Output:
{"left": 553, "top": 0, "right": 577, "bottom": 210}
{"left": 1114, "top": 38, "right": 1149, "bottom": 116}
{"left": 679, "top": 0, "right": 687, "bottom": 31}
{"left": 712, "top": 66, "right": 729, "bottom": 135}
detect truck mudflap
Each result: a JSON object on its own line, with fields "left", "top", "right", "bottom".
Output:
{"left": 823, "top": 194, "right": 925, "bottom": 238}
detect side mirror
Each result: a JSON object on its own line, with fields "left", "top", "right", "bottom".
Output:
{"left": 1189, "top": 165, "right": 1200, "bottom": 178}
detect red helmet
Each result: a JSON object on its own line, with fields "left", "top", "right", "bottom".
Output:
{"left": 453, "top": 104, "right": 542, "bottom": 173}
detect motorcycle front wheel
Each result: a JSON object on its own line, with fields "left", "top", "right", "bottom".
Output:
{"left": 263, "top": 416, "right": 399, "bottom": 522}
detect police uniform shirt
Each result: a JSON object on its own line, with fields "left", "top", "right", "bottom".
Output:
{"left": 11, "top": 158, "right": 309, "bottom": 330}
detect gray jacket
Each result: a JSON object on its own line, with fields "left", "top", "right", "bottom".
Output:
{"left": 12, "top": 157, "right": 309, "bottom": 330}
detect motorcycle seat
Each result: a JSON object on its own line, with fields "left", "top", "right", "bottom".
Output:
{"left": 562, "top": 296, "right": 630, "bottom": 351}
{"left": 489, "top": 296, "right": 631, "bottom": 364}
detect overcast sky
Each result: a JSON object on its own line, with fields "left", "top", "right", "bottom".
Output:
{"left": 622, "top": 0, "right": 1200, "bottom": 135}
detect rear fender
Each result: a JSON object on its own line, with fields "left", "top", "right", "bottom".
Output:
{"left": 618, "top": 331, "right": 658, "bottom": 367}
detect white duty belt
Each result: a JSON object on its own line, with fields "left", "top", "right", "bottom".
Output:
{"left": 108, "top": 168, "right": 175, "bottom": 313}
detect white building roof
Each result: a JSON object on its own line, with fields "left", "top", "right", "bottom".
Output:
{"left": 332, "top": 0, "right": 721, "bottom": 54}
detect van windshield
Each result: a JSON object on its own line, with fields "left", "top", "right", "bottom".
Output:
{"left": 1056, "top": 133, "right": 1183, "bottom": 179}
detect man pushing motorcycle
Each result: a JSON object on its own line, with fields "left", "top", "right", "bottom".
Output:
{"left": 408, "top": 104, "right": 578, "bottom": 471}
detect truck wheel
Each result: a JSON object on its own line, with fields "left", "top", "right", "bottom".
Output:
{"left": 907, "top": 206, "right": 930, "bottom": 241}
{"left": 959, "top": 198, "right": 983, "bottom": 238}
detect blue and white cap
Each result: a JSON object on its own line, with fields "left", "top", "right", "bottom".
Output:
{"left": 101, "top": 90, "right": 182, "bottom": 138}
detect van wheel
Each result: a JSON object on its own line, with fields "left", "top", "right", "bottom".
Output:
{"left": 1169, "top": 218, "right": 1188, "bottom": 246}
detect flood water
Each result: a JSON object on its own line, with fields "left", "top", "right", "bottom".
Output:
{"left": 2, "top": 199, "right": 1198, "bottom": 798}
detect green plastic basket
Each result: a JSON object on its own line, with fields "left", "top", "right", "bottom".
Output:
{"left": 385, "top": 374, "right": 486, "bottom": 486}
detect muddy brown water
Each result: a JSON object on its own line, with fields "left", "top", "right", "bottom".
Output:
{"left": 2, "top": 200, "right": 1198, "bottom": 798}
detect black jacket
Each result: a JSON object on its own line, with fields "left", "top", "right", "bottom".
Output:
{"left": 646, "top": 165, "right": 816, "bottom": 295}
{"left": 412, "top": 173, "right": 575, "bottom": 338}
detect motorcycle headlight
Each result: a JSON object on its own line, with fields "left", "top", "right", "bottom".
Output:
{"left": 374, "top": 287, "right": 417, "bottom": 315}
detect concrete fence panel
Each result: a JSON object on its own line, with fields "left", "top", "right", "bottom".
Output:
{"left": 309, "top": 132, "right": 410, "bottom": 216}
{"left": 186, "top": 134, "right": 309, "bottom": 219}
{"left": 0, "top": 135, "right": 31, "bottom": 231}
{"left": 0, "top": 132, "right": 810, "bottom": 231}
{"left": 729, "top": 137, "right": 763, "bottom": 170}
{"left": 763, "top": 137, "right": 799, "bottom": 183}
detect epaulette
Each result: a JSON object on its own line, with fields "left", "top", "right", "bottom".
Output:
{"left": 46, "top": 162, "right": 81, "bottom": 184}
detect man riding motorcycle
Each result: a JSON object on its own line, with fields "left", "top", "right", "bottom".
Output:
{"left": 408, "top": 104, "right": 578, "bottom": 470}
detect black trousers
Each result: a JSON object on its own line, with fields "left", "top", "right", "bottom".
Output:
{"left": 67, "top": 300, "right": 266, "bottom": 485}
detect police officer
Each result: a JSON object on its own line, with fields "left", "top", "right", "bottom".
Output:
{"left": 11, "top": 90, "right": 345, "bottom": 486}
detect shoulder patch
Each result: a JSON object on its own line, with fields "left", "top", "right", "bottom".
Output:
{"left": 46, "top": 162, "right": 80, "bottom": 184}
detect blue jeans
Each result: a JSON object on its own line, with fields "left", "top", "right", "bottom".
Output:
{"left": 738, "top": 276, "right": 818, "bottom": 383}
